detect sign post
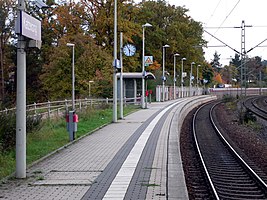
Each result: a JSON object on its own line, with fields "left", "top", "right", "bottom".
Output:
{"left": 15, "top": 1, "right": 42, "bottom": 178}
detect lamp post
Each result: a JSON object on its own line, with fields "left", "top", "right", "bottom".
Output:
{"left": 66, "top": 43, "right": 75, "bottom": 110}
{"left": 89, "top": 80, "right": 94, "bottom": 97}
{"left": 197, "top": 65, "right": 201, "bottom": 95}
{"left": 181, "top": 57, "right": 186, "bottom": 98}
{"left": 173, "top": 53, "right": 180, "bottom": 99}
{"left": 190, "top": 62, "right": 195, "bottom": 96}
{"left": 142, "top": 23, "right": 152, "bottom": 109}
{"left": 162, "top": 44, "right": 170, "bottom": 101}
{"left": 113, "top": 0, "right": 117, "bottom": 122}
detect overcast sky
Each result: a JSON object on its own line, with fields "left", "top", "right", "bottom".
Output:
{"left": 136, "top": 0, "right": 267, "bottom": 65}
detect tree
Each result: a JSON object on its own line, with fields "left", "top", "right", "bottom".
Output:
{"left": 231, "top": 53, "right": 241, "bottom": 84}
{"left": 210, "top": 51, "right": 222, "bottom": 72}
{"left": 0, "top": 0, "right": 16, "bottom": 105}
{"left": 202, "top": 62, "right": 214, "bottom": 86}
{"left": 1, "top": 0, "right": 209, "bottom": 105}
{"left": 40, "top": 33, "right": 113, "bottom": 100}
{"left": 134, "top": 0, "right": 206, "bottom": 80}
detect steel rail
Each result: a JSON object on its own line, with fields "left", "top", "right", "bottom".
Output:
{"left": 193, "top": 101, "right": 267, "bottom": 199}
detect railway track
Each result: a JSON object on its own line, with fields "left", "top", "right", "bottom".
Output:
{"left": 192, "top": 101, "right": 267, "bottom": 199}
{"left": 243, "top": 96, "right": 267, "bottom": 120}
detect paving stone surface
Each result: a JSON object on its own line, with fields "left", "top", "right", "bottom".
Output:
{"left": 0, "top": 97, "right": 214, "bottom": 200}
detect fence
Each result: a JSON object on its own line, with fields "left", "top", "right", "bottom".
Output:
{"left": 0, "top": 97, "right": 141, "bottom": 119}
{"left": 156, "top": 85, "right": 204, "bottom": 101}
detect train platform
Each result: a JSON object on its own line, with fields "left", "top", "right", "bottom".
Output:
{"left": 0, "top": 96, "right": 215, "bottom": 200}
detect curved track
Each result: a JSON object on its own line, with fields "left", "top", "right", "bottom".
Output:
{"left": 243, "top": 96, "right": 267, "bottom": 120}
{"left": 193, "top": 101, "right": 267, "bottom": 199}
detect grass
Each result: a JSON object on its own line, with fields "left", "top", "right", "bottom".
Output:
{"left": 0, "top": 105, "right": 139, "bottom": 180}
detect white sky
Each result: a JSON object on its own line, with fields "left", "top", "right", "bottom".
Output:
{"left": 136, "top": 0, "right": 267, "bottom": 65}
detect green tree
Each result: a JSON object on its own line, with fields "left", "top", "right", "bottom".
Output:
{"left": 210, "top": 51, "right": 222, "bottom": 72}
{"left": 40, "top": 33, "right": 113, "bottom": 100}
{"left": 202, "top": 63, "right": 214, "bottom": 86}
{"left": 134, "top": 0, "right": 206, "bottom": 81}
{"left": 231, "top": 53, "right": 241, "bottom": 84}
{"left": 0, "top": 0, "right": 16, "bottom": 105}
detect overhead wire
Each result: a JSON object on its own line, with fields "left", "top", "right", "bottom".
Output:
{"left": 205, "top": 0, "right": 222, "bottom": 26}
{"left": 207, "top": 0, "right": 241, "bottom": 43}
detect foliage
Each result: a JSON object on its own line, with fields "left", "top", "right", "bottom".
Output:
{"left": 220, "top": 63, "right": 238, "bottom": 85}
{"left": 134, "top": 0, "right": 206, "bottom": 79}
{"left": 40, "top": 34, "right": 113, "bottom": 99}
{"left": 0, "top": 112, "right": 42, "bottom": 152}
{"left": 2, "top": 0, "right": 210, "bottom": 105}
{"left": 0, "top": 0, "right": 16, "bottom": 105}
{"left": 214, "top": 73, "right": 223, "bottom": 84}
{"left": 210, "top": 51, "right": 222, "bottom": 72}
{"left": 201, "top": 62, "right": 214, "bottom": 86}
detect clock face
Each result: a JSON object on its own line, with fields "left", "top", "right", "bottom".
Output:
{"left": 123, "top": 44, "right": 136, "bottom": 56}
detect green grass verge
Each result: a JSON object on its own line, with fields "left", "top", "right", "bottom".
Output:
{"left": 0, "top": 105, "right": 139, "bottom": 180}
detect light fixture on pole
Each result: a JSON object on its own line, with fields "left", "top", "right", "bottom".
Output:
{"left": 173, "top": 53, "right": 180, "bottom": 99}
{"left": 162, "top": 44, "right": 170, "bottom": 101}
{"left": 190, "top": 61, "right": 195, "bottom": 96}
{"left": 88, "top": 80, "right": 94, "bottom": 97}
{"left": 66, "top": 43, "right": 75, "bottom": 111}
{"left": 142, "top": 23, "right": 152, "bottom": 109}
{"left": 181, "top": 57, "right": 186, "bottom": 98}
{"left": 197, "top": 65, "right": 201, "bottom": 95}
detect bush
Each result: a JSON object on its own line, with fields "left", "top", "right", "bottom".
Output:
{"left": 0, "top": 112, "right": 16, "bottom": 151}
{"left": 0, "top": 112, "right": 42, "bottom": 152}
{"left": 244, "top": 110, "right": 257, "bottom": 123}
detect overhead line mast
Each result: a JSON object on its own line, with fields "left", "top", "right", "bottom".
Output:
{"left": 204, "top": 20, "right": 254, "bottom": 97}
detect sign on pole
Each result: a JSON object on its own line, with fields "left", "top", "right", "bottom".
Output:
{"left": 16, "top": 11, "right": 41, "bottom": 41}
{"left": 145, "top": 56, "right": 153, "bottom": 66}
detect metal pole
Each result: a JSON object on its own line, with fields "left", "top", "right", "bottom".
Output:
{"left": 113, "top": 0, "right": 117, "bottom": 122}
{"left": 190, "top": 62, "right": 195, "bottom": 96}
{"left": 16, "top": 0, "right": 26, "bottom": 178}
{"left": 173, "top": 53, "right": 179, "bottom": 99}
{"left": 190, "top": 63, "right": 192, "bottom": 96}
{"left": 162, "top": 47, "right": 165, "bottom": 102}
{"left": 89, "top": 81, "right": 91, "bottom": 97}
{"left": 197, "top": 65, "right": 200, "bottom": 95}
{"left": 173, "top": 56, "right": 176, "bottom": 99}
{"left": 142, "top": 26, "right": 145, "bottom": 108}
{"left": 119, "top": 32, "right": 123, "bottom": 119}
{"left": 72, "top": 45, "right": 75, "bottom": 111}
{"left": 162, "top": 45, "right": 169, "bottom": 101}
{"left": 181, "top": 58, "right": 186, "bottom": 98}
{"left": 181, "top": 59, "right": 183, "bottom": 98}
{"left": 141, "top": 23, "right": 152, "bottom": 107}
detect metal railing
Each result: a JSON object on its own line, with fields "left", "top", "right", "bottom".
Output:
{"left": 0, "top": 97, "right": 141, "bottom": 118}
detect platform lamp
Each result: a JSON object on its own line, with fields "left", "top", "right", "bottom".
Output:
{"left": 173, "top": 53, "right": 180, "bottom": 99}
{"left": 142, "top": 23, "right": 152, "bottom": 108}
{"left": 162, "top": 44, "right": 170, "bottom": 101}
{"left": 181, "top": 57, "right": 186, "bottom": 98}
{"left": 190, "top": 62, "right": 195, "bottom": 96}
